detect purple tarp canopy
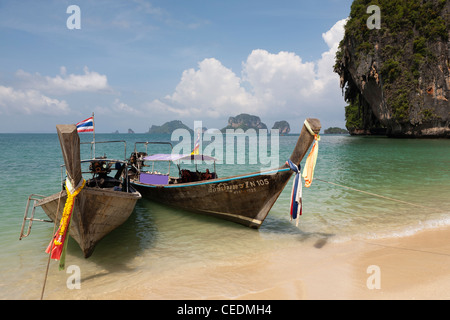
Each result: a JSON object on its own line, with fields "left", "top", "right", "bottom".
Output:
{"left": 143, "top": 154, "right": 217, "bottom": 162}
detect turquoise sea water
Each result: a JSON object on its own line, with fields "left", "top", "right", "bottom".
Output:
{"left": 0, "top": 133, "right": 449, "bottom": 299}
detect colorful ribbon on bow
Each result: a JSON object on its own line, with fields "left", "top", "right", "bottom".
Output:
{"left": 302, "top": 120, "right": 320, "bottom": 188}
{"left": 286, "top": 159, "right": 302, "bottom": 226}
{"left": 286, "top": 120, "right": 320, "bottom": 226}
{"left": 46, "top": 178, "right": 85, "bottom": 270}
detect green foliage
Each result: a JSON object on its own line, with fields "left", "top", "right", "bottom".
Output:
{"left": 413, "top": 36, "right": 431, "bottom": 57}
{"left": 357, "top": 41, "right": 373, "bottom": 54}
{"left": 345, "top": 101, "right": 363, "bottom": 130}
{"left": 411, "top": 53, "right": 424, "bottom": 79}
{"left": 390, "top": 89, "right": 410, "bottom": 121}
{"left": 381, "top": 59, "right": 401, "bottom": 83}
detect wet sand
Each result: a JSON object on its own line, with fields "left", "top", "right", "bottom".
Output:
{"left": 101, "top": 226, "right": 450, "bottom": 300}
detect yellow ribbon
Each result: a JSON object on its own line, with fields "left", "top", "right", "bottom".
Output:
{"left": 302, "top": 121, "right": 320, "bottom": 188}
{"left": 54, "top": 179, "right": 85, "bottom": 245}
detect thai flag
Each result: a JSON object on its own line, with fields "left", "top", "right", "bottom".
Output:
{"left": 76, "top": 117, "right": 94, "bottom": 133}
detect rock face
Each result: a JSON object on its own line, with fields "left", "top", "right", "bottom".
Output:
{"left": 272, "top": 121, "right": 291, "bottom": 134}
{"left": 148, "top": 120, "right": 193, "bottom": 134}
{"left": 334, "top": 0, "right": 449, "bottom": 137}
{"left": 222, "top": 114, "right": 268, "bottom": 131}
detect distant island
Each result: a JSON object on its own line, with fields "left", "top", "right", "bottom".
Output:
{"left": 221, "top": 113, "right": 268, "bottom": 132}
{"left": 147, "top": 114, "right": 291, "bottom": 135}
{"left": 220, "top": 113, "right": 291, "bottom": 134}
{"left": 324, "top": 127, "right": 348, "bottom": 134}
{"left": 148, "top": 120, "right": 193, "bottom": 134}
{"left": 272, "top": 120, "right": 290, "bottom": 135}
{"left": 112, "top": 129, "right": 136, "bottom": 134}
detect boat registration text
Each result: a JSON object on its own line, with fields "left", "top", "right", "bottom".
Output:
{"left": 208, "top": 178, "right": 269, "bottom": 194}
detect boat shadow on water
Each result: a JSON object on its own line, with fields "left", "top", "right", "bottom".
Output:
{"left": 260, "top": 214, "right": 336, "bottom": 249}
{"left": 56, "top": 200, "right": 334, "bottom": 281}
{"left": 61, "top": 206, "right": 158, "bottom": 273}
{"left": 138, "top": 198, "right": 336, "bottom": 251}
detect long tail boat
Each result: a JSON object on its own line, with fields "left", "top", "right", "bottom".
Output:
{"left": 129, "top": 118, "right": 321, "bottom": 228}
{"left": 21, "top": 124, "right": 141, "bottom": 258}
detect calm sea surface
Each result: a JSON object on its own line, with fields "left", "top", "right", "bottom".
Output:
{"left": 1, "top": 133, "right": 449, "bottom": 299}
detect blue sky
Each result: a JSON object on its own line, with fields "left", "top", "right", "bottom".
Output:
{"left": 0, "top": 0, "right": 353, "bottom": 133}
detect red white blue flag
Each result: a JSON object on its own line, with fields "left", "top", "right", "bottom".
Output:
{"left": 76, "top": 116, "right": 94, "bottom": 133}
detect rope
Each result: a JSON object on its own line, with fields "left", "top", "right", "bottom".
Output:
{"left": 303, "top": 119, "right": 316, "bottom": 136}
{"left": 314, "top": 178, "right": 450, "bottom": 258}
{"left": 315, "top": 177, "right": 447, "bottom": 213}
{"left": 361, "top": 240, "right": 450, "bottom": 257}
{"left": 40, "top": 178, "right": 85, "bottom": 299}
{"left": 40, "top": 189, "right": 64, "bottom": 300}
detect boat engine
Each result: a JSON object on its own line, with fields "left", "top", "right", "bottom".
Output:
{"left": 89, "top": 159, "right": 112, "bottom": 177}
{"left": 129, "top": 152, "right": 147, "bottom": 170}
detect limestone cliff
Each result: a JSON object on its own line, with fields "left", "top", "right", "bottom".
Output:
{"left": 334, "top": 0, "right": 449, "bottom": 137}
{"left": 272, "top": 121, "right": 291, "bottom": 134}
{"left": 222, "top": 114, "right": 268, "bottom": 131}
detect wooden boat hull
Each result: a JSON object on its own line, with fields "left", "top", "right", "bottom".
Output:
{"left": 38, "top": 187, "right": 141, "bottom": 258}
{"left": 132, "top": 167, "right": 293, "bottom": 228}
{"left": 131, "top": 118, "right": 321, "bottom": 228}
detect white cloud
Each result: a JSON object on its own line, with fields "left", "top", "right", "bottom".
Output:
{"left": 163, "top": 58, "right": 258, "bottom": 118}
{"left": 322, "top": 18, "right": 348, "bottom": 50}
{"left": 151, "top": 19, "right": 347, "bottom": 122}
{"left": 106, "top": 98, "right": 141, "bottom": 116}
{"left": 0, "top": 66, "right": 111, "bottom": 117}
{"left": 15, "top": 66, "right": 110, "bottom": 95}
{"left": 131, "top": 0, "right": 163, "bottom": 16}
{"left": 315, "top": 18, "right": 348, "bottom": 88}
{"left": 0, "top": 85, "right": 69, "bottom": 115}
{"left": 242, "top": 50, "right": 317, "bottom": 106}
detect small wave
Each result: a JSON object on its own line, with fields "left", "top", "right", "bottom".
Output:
{"left": 355, "top": 215, "right": 450, "bottom": 241}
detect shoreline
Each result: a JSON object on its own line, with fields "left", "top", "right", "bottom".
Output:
{"left": 93, "top": 226, "right": 450, "bottom": 300}
{"left": 235, "top": 226, "right": 450, "bottom": 300}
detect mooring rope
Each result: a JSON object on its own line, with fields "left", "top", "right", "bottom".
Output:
{"left": 360, "top": 240, "right": 450, "bottom": 257}
{"left": 314, "top": 178, "right": 431, "bottom": 209}
{"left": 314, "top": 177, "right": 450, "bottom": 258}
{"left": 314, "top": 177, "right": 449, "bottom": 215}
